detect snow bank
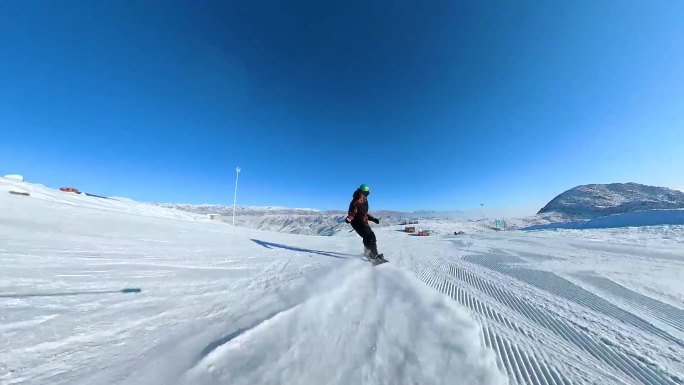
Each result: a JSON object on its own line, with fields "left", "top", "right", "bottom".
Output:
{"left": 0, "top": 178, "right": 201, "bottom": 221}
{"left": 522, "top": 209, "right": 684, "bottom": 230}
{"left": 4, "top": 174, "right": 24, "bottom": 182}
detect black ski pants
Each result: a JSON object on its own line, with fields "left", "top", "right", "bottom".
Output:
{"left": 351, "top": 220, "right": 377, "bottom": 255}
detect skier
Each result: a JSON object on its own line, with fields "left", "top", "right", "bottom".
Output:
{"left": 345, "top": 184, "right": 382, "bottom": 259}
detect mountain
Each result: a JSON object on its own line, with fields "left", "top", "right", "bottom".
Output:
{"left": 153, "top": 204, "right": 406, "bottom": 235}
{"left": 152, "top": 203, "right": 470, "bottom": 235}
{"left": 537, "top": 183, "right": 684, "bottom": 219}
{"left": 156, "top": 203, "right": 322, "bottom": 216}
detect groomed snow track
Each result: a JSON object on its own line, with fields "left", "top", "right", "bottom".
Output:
{"left": 575, "top": 274, "right": 684, "bottom": 334}
{"left": 398, "top": 254, "right": 684, "bottom": 385}
{"left": 465, "top": 255, "right": 684, "bottom": 348}
{"left": 413, "top": 266, "right": 578, "bottom": 385}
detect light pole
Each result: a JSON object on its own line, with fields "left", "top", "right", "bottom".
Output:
{"left": 233, "top": 167, "right": 241, "bottom": 226}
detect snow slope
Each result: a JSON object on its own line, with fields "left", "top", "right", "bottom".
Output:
{"left": 0, "top": 178, "right": 201, "bottom": 221}
{"left": 0, "top": 179, "right": 504, "bottom": 385}
{"left": 2, "top": 177, "right": 683, "bottom": 385}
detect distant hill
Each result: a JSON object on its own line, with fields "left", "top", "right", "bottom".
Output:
{"left": 155, "top": 203, "right": 323, "bottom": 216}
{"left": 152, "top": 203, "right": 471, "bottom": 235}
{"left": 152, "top": 203, "right": 412, "bottom": 235}
{"left": 538, "top": 183, "right": 684, "bottom": 219}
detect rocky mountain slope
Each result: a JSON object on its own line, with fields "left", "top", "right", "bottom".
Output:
{"left": 538, "top": 183, "right": 684, "bottom": 219}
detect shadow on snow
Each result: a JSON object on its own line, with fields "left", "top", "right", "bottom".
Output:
{"left": 251, "top": 239, "right": 354, "bottom": 259}
{"left": 197, "top": 304, "right": 299, "bottom": 361}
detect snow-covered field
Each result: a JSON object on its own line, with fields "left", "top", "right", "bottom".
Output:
{"left": 2, "top": 177, "right": 683, "bottom": 385}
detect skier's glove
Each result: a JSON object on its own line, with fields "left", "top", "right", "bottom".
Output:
{"left": 371, "top": 217, "right": 380, "bottom": 224}
{"left": 344, "top": 218, "right": 351, "bottom": 224}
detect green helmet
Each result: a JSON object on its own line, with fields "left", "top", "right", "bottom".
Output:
{"left": 359, "top": 184, "right": 370, "bottom": 192}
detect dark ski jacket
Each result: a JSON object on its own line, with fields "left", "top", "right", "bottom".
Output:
{"left": 346, "top": 189, "right": 377, "bottom": 224}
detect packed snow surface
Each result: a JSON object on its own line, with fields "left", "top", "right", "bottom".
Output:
{"left": 2, "top": 176, "right": 683, "bottom": 385}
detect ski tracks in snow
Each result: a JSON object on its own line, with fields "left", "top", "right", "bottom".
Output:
{"left": 403, "top": 251, "right": 684, "bottom": 385}
{"left": 574, "top": 274, "right": 684, "bottom": 335}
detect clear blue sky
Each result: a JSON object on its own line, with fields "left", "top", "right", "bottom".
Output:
{"left": 1, "top": 1, "right": 683, "bottom": 215}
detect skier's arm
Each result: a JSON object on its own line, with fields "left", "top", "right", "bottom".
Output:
{"left": 345, "top": 200, "right": 358, "bottom": 222}
{"left": 368, "top": 214, "right": 380, "bottom": 224}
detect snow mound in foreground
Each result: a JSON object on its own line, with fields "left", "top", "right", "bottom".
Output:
{"left": 183, "top": 265, "right": 505, "bottom": 385}
{"left": 523, "top": 208, "right": 684, "bottom": 230}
